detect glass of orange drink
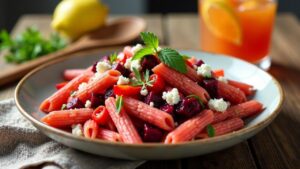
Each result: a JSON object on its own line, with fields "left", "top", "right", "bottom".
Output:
{"left": 199, "top": 0, "right": 277, "bottom": 70}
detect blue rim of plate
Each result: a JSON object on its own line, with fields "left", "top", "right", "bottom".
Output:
{"left": 14, "top": 48, "right": 284, "bottom": 147}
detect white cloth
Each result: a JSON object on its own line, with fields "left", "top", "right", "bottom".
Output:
{"left": 0, "top": 99, "right": 144, "bottom": 169}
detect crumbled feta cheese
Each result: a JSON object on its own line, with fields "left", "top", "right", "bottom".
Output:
{"left": 162, "top": 88, "right": 181, "bottom": 105}
{"left": 131, "top": 44, "right": 143, "bottom": 55}
{"left": 96, "top": 61, "right": 111, "bottom": 73}
{"left": 91, "top": 72, "right": 102, "bottom": 81}
{"left": 130, "top": 59, "right": 142, "bottom": 71}
{"left": 117, "top": 76, "right": 130, "bottom": 85}
{"left": 197, "top": 64, "right": 212, "bottom": 78}
{"left": 72, "top": 124, "right": 83, "bottom": 136}
{"left": 208, "top": 98, "right": 229, "bottom": 112}
{"left": 85, "top": 100, "right": 92, "bottom": 108}
{"left": 217, "top": 76, "right": 228, "bottom": 83}
{"left": 124, "top": 58, "right": 131, "bottom": 69}
{"left": 149, "top": 102, "right": 154, "bottom": 107}
{"left": 140, "top": 88, "right": 148, "bottom": 96}
{"left": 78, "top": 82, "right": 88, "bottom": 91}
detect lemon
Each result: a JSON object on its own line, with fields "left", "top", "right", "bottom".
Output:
{"left": 52, "top": 0, "right": 108, "bottom": 40}
{"left": 201, "top": 0, "right": 242, "bottom": 45}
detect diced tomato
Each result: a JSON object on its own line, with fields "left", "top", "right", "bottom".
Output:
{"left": 228, "top": 80, "right": 255, "bottom": 96}
{"left": 92, "top": 106, "right": 109, "bottom": 125}
{"left": 113, "top": 85, "right": 142, "bottom": 96}
{"left": 212, "top": 69, "right": 225, "bottom": 78}
{"left": 55, "top": 81, "right": 69, "bottom": 90}
{"left": 148, "top": 74, "right": 165, "bottom": 93}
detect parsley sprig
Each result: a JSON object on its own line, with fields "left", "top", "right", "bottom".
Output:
{"left": 132, "top": 32, "right": 187, "bottom": 73}
{"left": 206, "top": 124, "right": 215, "bottom": 137}
{"left": 109, "top": 52, "right": 118, "bottom": 64}
{"left": 116, "top": 96, "right": 123, "bottom": 114}
{"left": 131, "top": 68, "right": 154, "bottom": 90}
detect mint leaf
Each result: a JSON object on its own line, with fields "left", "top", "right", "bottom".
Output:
{"left": 186, "top": 94, "right": 205, "bottom": 109}
{"left": 206, "top": 124, "right": 215, "bottom": 137}
{"left": 116, "top": 96, "right": 123, "bottom": 114}
{"left": 140, "top": 32, "right": 159, "bottom": 50}
{"left": 131, "top": 46, "right": 154, "bottom": 60}
{"left": 158, "top": 48, "right": 187, "bottom": 73}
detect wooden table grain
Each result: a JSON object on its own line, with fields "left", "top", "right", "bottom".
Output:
{"left": 1, "top": 13, "right": 299, "bottom": 169}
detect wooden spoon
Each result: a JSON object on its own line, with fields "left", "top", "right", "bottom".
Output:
{"left": 0, "top": 17, "right": 146, "bottom": 86}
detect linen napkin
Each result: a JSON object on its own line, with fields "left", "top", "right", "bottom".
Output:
{"left": 0, "top": 99, "right": 145, "bottom": 169}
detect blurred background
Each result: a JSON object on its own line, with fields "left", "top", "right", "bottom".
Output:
{"left": 0, "top": 0, "right": 299, "bottom": 32}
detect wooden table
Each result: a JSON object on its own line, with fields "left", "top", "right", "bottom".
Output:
{"left": 1, "top": 14, "right": 300, "bottom": 169}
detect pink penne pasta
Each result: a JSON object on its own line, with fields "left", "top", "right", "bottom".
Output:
{"left": 212, "top": 111, "right": 229, "bottom": 124}
{"left": 217, "top": 81, "right": 247, "bottom": 105}
{"left": 97, "top": 127, "right": 122, "bottom": 142}
{"left": 40, "top": 68, "right": 94, "bottom": 113}
{"left": 41, "top": 108, "right": 93, "bottom": 127}
{"left": 228, "top": 80, "right": 255, "bottom": 96}
{"left": 152, "top": 63, "right": 210, "bottom": 103}
{"left": 186, "top": 64, "right": 203, "bottom": 82}
{"left": 105, "top": 97, "right": 142, "bottom": 144}
{"left": 75, "top": 70, "right": 120, "bottom": 102}
{"left": 64, "top": 69, "right": 86, "bottom": 81}
{"left": 164, "top": 110, "right": 214, "bottom": 143}
{"left": 196, "top": 118, "right": 244, "bottom": 138}
{"left": 212, "top": 100, "right": 263, "bottom": 124}
{"left": 227, "top": 100, "right": 263, "bottom": 118}
{"left": 83, "top": 119, "right": 99, "bottom": 139}
{"left": 123, "top": 97, "right": 175, "bottom": 131}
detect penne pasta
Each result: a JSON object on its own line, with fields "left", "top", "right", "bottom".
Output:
{"left": 217, "top": 81, "right": 247, "bottom": 105}
{"left": 83, "top": 119, "right": 99, "bottom": 139}
{"left": 186, "top": 64, "right": 203, "bottom": 82}
{"left": 152, "top": 63, "right": 210, "bottom": 103}
{"left": 164, "top": 110, "right": 214, "bottom": 143}
{"left": 97, "top": 127, "right": 122, "bottom": 142}
{"left": 75, "top": 70, "right": 120, "bottom": 103}
{"left": 41, "top": 108, "right": 93, "bottom": 127}
{"left": 123, "top": 97, "right": 175, "bottom": 131}
{"left": 40, "top": 68, "right": 93, "bottom": 113}
{"left": 196, "top": 118, "right": 244, "bottom": 138}
{"left": 228, "top": 80, "right": 255, "bottom": 96}
{"left": 105, "top": 97, "right": 142, "bottom": 144}
{"left": 64, "top": 69, "right": 86, "bottom": 81}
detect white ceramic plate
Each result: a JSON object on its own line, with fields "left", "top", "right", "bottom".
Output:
{"left": 15, "top": 49, "right": 284, "bottom": 160}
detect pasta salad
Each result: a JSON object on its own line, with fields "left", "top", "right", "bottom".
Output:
{"left": 40, "top": 32, "right": 263, "bottom": 144}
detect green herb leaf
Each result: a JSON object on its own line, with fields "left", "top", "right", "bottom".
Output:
{"left": 132, "top": 68, "right": 142, "bottom": 82}
{"left": 116, "top": 96, "right": 124, "bottom": 114}
{"left": 158, "top": 48, "right": 187, "bottom": 73}
{"left": 109, "top": 52, "right": 118, "bottom": 63}
{"left": 131, "top": 46, "right": 154, "bottom": 60}
{"left": 140, "top": 32, "right": 159, "bottom": 50}
{"left": 186, "top": 94, "right": 205, "bottom": 109}
{"left": 70, "top": 91, "right": 76, "bottom": 97}
{"left": 0, "top": 26, "right": 67, "bottom": 63}
{"left": 206, "top": 124, "right": 215, "bottom": 137}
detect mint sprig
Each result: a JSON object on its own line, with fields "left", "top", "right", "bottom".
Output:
{"left": 206, "top": 124, "right": 215, "bottom": 137}
{"left": 158, "top": 48, "right": 187, "bottom": 73}
{"left": 131, "top": 68, "right": 154, "bottom": 88}
{"left": 116, "top": 96, "right": 123, "bottom": 114}
{"left": 131, "top": 47, "right": 154, "bottom": 60}
{"left": 140, "top": 32, "right": 159, "bottom": 50}
{"left": 132, "top": 32, "right": 187, "bottom": 74}
{"left": 109, "top": 52, "right": 118, "bottom": 63}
